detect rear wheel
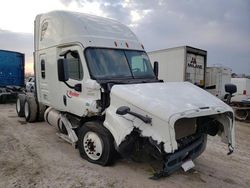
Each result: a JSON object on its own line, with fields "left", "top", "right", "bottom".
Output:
{"left": 77, "top": 121, "right": 115, "bottom": 166}
{"left": 0, "top": 95, "right": 7, "bottom": 104}
{"left": 16, "top": 94, "right": 26, "bottom": 117}
{"left": 24, "top": 95, "right": 38, "bottom": 122}
{"left": 37, "top": 103, "right": 46, "bottom": 121}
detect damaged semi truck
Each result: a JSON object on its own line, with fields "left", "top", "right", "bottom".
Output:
{"left": 16, "top": 11, "right": 235, "bottom": 178}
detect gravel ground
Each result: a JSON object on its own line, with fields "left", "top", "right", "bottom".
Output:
{"left": 0, "top": 103, "right": 250, "bottom": 188}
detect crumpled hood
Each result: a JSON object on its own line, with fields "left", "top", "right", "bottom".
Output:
{"left": 111, "top": 82, "right": 233, "bottom": 123}
{"left": 104, "top": 81, "right": 235, "bottom": 153}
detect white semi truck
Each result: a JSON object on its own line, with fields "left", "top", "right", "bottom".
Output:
{"left": 205, "top": 66, "right": 232, "bottom": 100}
{"left": 16, "top": 11, "right": 235, "bottom": 178}
{"left": 231, "top": 78, "right": 250, "bottom": 102}
{"left": 230, "top": 78, "right": 250, "bottom": 121}
{"left": 148, "top": 46, "right": 207, "bottom": 88}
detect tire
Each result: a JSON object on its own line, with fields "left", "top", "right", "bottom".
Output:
{"left": 37, "top": 103, "right": 46, "bottom": 121}
{"left": 16, "top": 94, "right": 26, "bottom": 117}
{"left": 234, "top": 109, "right": 248, "bottom": 121}
{"left": 0, "top": 95, "right": 7, "bottom": 104}
{"left": 24, "top": 95, "right": 38, "bottom": 122}
{"left": 77, "top": 121, "right": 115, "bottom": 166}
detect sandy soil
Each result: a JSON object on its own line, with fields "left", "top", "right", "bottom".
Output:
{"left": 0, "top": 103, "right": 250, "bottom": 188}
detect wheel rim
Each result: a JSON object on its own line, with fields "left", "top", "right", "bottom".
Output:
{"left": 24, "top": 102, "right": 29, "bottom": 118}
{"left": 16, "top": 98, "right": 21, "bottom": 113}
{"left": 83, "top": 131, "right": 103, "bottom": 160}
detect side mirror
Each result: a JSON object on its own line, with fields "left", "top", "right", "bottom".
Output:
{"left": 57, "top": 59, "right": 69, "bottom": 82}
{"left": 116, "top": 106, "right": 130, "bottom": 115}
{"left": 225, "top": 84, "right": 237, "bottom": 95}
{"left": 74, "top": 83, "right": 82, "bottom": 92}
{"left": 153, "top": 61, "right": 159, "bottom": 78}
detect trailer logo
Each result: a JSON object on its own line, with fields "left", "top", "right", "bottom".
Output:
{"left": 188, "top": 57, "right": 202, "bottom": 69}
{"left": 66, "top": 90, "right": 79, "bottom": 98}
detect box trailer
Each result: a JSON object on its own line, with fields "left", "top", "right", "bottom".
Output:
{"left": 16, "top": 11, "right": 235, "bottom": 179}
{"left": 205, "top": 67, "right": 232, "bottom": 99}
{"left": 0, "top": 50, "right": 25, "bottom": 103}
{"left": 148, "top": 46, "right": 207, "bottom": 88}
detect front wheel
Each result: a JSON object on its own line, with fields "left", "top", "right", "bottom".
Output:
{"left": 77, "top": 121, "right": 115, "bottom": 166}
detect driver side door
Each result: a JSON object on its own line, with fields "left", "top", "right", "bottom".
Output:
{"left": 59, "top": 45, "right": 85, "bottom": 115}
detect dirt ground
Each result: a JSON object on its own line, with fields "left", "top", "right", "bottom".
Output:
{"left": 0, "top": 104, "right": 250, "bottom": 188}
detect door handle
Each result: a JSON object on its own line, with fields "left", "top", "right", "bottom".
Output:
{"left": 63, "top": 95, "right": 67, "bottom": 106}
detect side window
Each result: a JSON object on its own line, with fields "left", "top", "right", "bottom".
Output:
{"left": 41, "top": 59, "right": 45, "bottom": 79}
{"left": 65, "top": 51, "right": 83, "bottom": 80}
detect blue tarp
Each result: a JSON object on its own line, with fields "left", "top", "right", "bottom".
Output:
{"left": 0, "top": 50, "right": 25, "bottom": 87}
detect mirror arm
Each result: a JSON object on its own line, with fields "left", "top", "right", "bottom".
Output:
{"left": 116, "top": 106, "right": 152, "bottom": 124}
{"left": 63, "top": 81, "right": 82, "bottom": 92}
{"left": 63, "top": 81, "right": 75, "bottom": 89}
{"left": 128, "top": 111, "right": 152, "bottom": 124}
{"left": 60, "top": 50, "right": 72, "bottom": 57}
{"left": 153, "top": 61, "right": 159, "bottom": 79}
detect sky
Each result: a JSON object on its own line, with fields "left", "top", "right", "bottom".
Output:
{"left": 0, "top": 0, "right": 249, "bottom": 74}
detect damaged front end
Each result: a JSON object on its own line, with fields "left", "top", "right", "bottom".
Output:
{"left": 107, "top": 110, "right": 234, "bottom": 179}
{"left": 154, "top": 134, "right": 207, "bottom": 179}
{"left": 153, "top": 114, "right": 235, "bottom": 179}
{"left": 103, "top": 82, "right": 235, "bottom": 178}
{"left": 115, "top": 125, "right": 207, "bottom": 179}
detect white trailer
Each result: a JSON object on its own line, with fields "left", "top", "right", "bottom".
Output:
{"left": 16, "top": 11, "right": 235, "bottom": 178}
{"left": 148, "top": 46, "right": 207, "bottom": 88}
{"left": 205, "top": 67, "right": 232, "bottom": 99}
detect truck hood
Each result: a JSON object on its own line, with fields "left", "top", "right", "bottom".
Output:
{"left": 110, "top": 82, "right": 232, "bottom": 123}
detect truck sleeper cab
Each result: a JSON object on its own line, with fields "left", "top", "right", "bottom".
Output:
{"left": 16, "top": 11, "right": 235, "bottom": 178}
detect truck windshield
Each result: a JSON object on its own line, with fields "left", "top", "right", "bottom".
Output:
{"left": 85, "top": 48, "right": 155, "bottom": 80}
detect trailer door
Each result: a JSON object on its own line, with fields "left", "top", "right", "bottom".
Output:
{"left": 186, "top": 53, "right": 205, "bottom": 87}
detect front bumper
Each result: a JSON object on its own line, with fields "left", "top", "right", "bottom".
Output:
{"left": 152, "top": 134, "right": 207, "bottom": 179}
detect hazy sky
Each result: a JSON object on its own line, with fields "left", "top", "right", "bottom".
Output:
{"left": 0, "top": 0, "right": 249, "bottom": 74}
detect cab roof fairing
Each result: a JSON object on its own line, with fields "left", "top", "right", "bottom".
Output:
{"left": 35, "top": 11, "right": 144, "bottom": 51}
